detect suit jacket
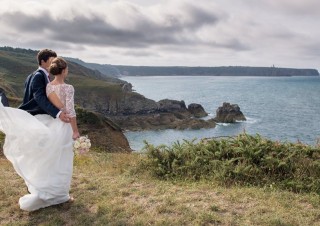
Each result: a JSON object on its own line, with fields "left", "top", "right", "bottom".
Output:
{"left": 0, "top": 88, "right": 9, "bottom": 107}
{"left": 19, "top": 69, "right": 59, "bottom": 118}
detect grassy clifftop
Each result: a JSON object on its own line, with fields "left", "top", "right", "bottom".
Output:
{"left": 1, "top": 149, "right": 319, "bottom": 225}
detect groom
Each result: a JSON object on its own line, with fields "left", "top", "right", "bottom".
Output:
{"left": 19, "top": 49, "right": 70, "bottom": 122}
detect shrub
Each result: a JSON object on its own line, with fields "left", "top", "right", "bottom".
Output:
{"left": 141, "top": 133, "right": 320, "bottom": 194}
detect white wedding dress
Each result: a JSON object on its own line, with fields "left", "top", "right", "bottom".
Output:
{"left": 0, "top": 84, "right": 76, "bottom": 211}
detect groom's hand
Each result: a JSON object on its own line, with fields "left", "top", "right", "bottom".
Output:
{"left": 59, "top": 111, "right": 71, "bottom": 123}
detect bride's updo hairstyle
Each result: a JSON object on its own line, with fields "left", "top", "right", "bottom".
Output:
{"left": 49, "top": 57, "right": 68, "bottom": 76}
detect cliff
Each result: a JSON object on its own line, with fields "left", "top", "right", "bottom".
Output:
{"left": 78, "top": 89, "right": 216, "bottom": 131}
{"left": 65, "top": 57, "right": 319, "bottom": 77}
{"left": 114, "top": 65, "right": 319, "bottom": 77}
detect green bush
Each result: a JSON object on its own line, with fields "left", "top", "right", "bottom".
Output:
{"left": 142, "top": 133, "right": 320, "bottom": 194}
{"left": 75, "top": 107, "right": 102, "bottom": 126}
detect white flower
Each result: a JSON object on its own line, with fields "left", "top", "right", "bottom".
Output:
{"left": 73, "top": 135, "right": 91, "bottom": 155}
{"left": 80, "top": 142, "right": 87, "bottom": 149}
{"left": 79, "top": 136, "right": 87, "bottom": 142}
{"left": 74, "top": 140, "right": 81, "bottom": 149}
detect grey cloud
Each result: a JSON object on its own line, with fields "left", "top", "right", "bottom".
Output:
{"left": 23, "top": 38, "right": 86, "bottom": 51}
{"left": 2, "top": 11, "right": 147, "bottom": 47}
{"left": 160, "top": 4, "right": 219, "bottom": 31}
{"left": 219, "top": 39, "right": 249, "bottom": 51}
{"left": 2, "top": 11, "right": 50, "bottom": 32}
{"left": 299, "top": 42, "right": 320, "bottom": 58}
{"left": 240, "top": 0, "right": 320, "bottom": 16}
{"left": 0, "top": 4, "right": 227, "bottom": 50}
{"left": 123, "top": 50, "right": 160, "bottom": 57}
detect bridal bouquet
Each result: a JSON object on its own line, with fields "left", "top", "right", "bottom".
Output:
{"left": 73, "top": 135, "right": 91, "bottom": 154}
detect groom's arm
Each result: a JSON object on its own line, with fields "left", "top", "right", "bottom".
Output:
{"left": 31, "top": 72, "right": 60, "bottom": 118}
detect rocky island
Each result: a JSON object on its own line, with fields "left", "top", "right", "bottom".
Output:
{"left": 214, "top": 102, "right": 246, "bottom": 123}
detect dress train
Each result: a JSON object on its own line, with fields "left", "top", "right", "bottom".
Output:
{"left": 0, "top": 100, "right": 74, "bottom": 211}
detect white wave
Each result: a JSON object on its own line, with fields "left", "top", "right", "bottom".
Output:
{"left": 243, "top": 117, "right": 260, "bottom": 124}
{"left": 217, "top": 123, "right": 231, "bottom": 126}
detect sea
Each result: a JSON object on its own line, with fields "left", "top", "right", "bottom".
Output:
{"left": 121, "top": 76, "right": 320, "bottom": 151}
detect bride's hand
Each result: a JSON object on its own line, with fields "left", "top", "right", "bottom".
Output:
{"left": 72, "top": 131, "right": 80, "bottom": 140}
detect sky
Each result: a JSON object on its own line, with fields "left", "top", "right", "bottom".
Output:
{"left": 0, "top": 0, "right": 319, "bottom": 70}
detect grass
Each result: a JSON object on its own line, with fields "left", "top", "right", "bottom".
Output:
{"left": 1, "top": 150, "right": 320, "bottom": 225}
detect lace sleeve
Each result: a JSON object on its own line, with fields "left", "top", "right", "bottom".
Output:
{"left": 46, "top": 83, "right": 54, "bottom": 97}
{"left": 65, "top": 85, "right": 76, "bottom": 118}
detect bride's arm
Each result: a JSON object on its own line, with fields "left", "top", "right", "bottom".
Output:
{"left": 65, "top": 85, "right": 80, "bottom": 140}
{"left": 47, "top": 92, "right": 64, "bottom": 110}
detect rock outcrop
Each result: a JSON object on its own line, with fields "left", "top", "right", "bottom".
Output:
{"left": 121, "top": 83, "right": 133, "bottom": 92}
{"left": 103, "top": 95, "right": 215, "bottom": 130}
{"left": 71, "top": 107, "right": 132, "bottom": 152}
{"left": 188, "top": 103, "right": 208, "bottom": 118}
{"left": 158, "top": 99, "right": 187, "bottom": 112}
{"left": 214, "top": 102, "right": 246, "bottom": 123}
{"left": 78, "top": 88, "right": 215, "bottom": 131}
{"left": 111, "top": 113, "right": 216, "bottom": 131}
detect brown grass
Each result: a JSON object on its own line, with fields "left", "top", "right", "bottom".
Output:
{"left": 0, "top": 151, "right": 319, "bottom": 225}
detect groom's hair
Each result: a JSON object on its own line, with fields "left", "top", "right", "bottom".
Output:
{"left": 37, "top": 49, "right": 57, "bottom": 65}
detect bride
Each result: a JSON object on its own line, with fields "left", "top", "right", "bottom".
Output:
{"left": 0, "top": 57, "right": 79, "bottom": 211}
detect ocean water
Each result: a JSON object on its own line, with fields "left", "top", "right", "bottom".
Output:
{"left": 122, "top": 76, "right": 320, "bottom": 150}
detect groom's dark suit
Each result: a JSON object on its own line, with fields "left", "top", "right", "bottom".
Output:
{"left": 19, "top": 69, "right": 59, "bottom": 118}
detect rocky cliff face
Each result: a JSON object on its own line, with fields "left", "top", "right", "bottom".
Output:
{"left": 110, "top": 113, "right": 216, "bottom": 131}
{"left": 75, "top": 107, "right": 132, "bottom": 152}
{"left": 77, "top": 86, "right": 215, "bottom": 131}
{"left": 107, "top": 96, "right": 215, "bottom": 131}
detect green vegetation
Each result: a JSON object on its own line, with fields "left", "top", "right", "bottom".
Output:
{"left": 141, "top": 133, "right": 320, "bottom": 194}
{"left": 1, "top": 149, "right": 320, "bottom": 225}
